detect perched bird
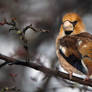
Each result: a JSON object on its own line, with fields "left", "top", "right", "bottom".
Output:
{"left": 56, "top": 12, "right": 92, "bottom": 79}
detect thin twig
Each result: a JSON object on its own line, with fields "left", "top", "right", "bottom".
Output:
{"left": 23, "top": 24, "right": 49, "bottom": 34}
{"left": 0, "top": 18, "right": 49, "bottom": 61}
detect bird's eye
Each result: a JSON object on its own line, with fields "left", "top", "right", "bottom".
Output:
{"left": 71, "top": 21, "right": 78, "bottom": 27}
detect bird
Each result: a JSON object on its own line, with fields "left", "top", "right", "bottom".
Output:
{"left": 56, "top": 12, "right": 92, "bottom": 80}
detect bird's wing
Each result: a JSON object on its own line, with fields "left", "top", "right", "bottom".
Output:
{"left": 77, "top": 39, "right": 92, "bottom": 75}
{"left": 59, "top": 33, "right": 92, "bottom": 74}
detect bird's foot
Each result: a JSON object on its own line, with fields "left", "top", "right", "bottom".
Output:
{"left": 69, "top": 72, "right": 73, "bottom": 80}
{"left": 83, "top": 75, "right": 90, "bottom": 81}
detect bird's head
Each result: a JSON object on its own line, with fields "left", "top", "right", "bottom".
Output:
{"left": 60, "top": 13, "right": 85, "bottom": 36}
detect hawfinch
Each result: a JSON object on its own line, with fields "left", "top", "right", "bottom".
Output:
{"left": 56, "top": 12, "right": 92, "bottom": 79}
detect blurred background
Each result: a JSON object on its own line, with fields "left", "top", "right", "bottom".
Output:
{"left": 0, "top": 0, "right": 92, "bottom": 92}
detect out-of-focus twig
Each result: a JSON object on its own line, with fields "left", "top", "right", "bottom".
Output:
{"left": 0, "top": 86, "right": 20, "bottom": 92}
{"left": 0, "top": 53, "right": 92, "bottom": 87}
{"left": 0, "top": 18, "right": 49, "bottom": 35}
{"left": 0, "top": 18, "right": 49, "bottom": 46}
{"left": 23, "top": 24, "right": 49, "bottom": 34}
{"left": 0, "top": 18, "right": 49, "bottom": 62}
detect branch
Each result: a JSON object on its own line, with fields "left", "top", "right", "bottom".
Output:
{"left": 0, "top": 54, "right": 92, "bottom": 87}
{"left": 0, "top": 18, "right": 49, "bottom": 62}
{"left": 23, "top": 24, "right": 49, "bottom": 34}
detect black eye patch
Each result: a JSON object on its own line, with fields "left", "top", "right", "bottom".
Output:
{"left": 70, "top": 21, "right": 78, "bottom": 27}
{"left": 63, "top": 20, "right": 78, "bottom": 27}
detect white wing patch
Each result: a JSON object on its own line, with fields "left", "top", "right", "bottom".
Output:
{"left": 78, "top": 40, "right": 82, "bottom": 46}
{"left": 60, "top": 45, "right": 66, "bottom": 54}
{"left": 81, "top": 60, "right": 88, "bottom": 73}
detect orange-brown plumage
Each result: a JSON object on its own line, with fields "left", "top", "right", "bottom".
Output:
{"left": 56, "top": 12, "right": 92, "bottom": 79}
{"left": 59, "top": 32, "right": 92, "bottom": 78}
{"left": 62, "top": 13, "right": 85, "bottom": 34}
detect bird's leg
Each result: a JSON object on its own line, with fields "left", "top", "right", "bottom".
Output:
{"left": 83, "top": 74, "right": 90, "bottom": 81}
{"left": 69, "top": 72, "right": 73, "bottom": 80}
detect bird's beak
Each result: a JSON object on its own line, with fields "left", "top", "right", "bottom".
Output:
{"left": 63, "top": 21, "right": 73, "bottom": 35}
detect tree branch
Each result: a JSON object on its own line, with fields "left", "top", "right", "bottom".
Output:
{"left": 0, "top": 18, "right": 49, "bottom": 62}
{"left": 0, "top": 54, "right": 92, "bottom": 87}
